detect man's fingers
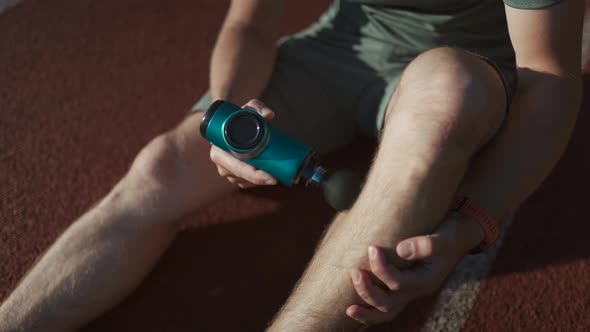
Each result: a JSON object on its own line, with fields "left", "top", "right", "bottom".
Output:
{"left": 367, "top": 245, "right": 444, "bottom": 293}
{"left": 224, "top": 176, "right": 254, "bottom": 188}
{"left": 396, "top": 214, "right": 471, "bottom": 261}
{"left": 368, "top": 246, "right": 402, "bottom": 290}
{"left": 367, "top": 246, "right": 424, "bottom": 290}
{"left": 226, "top": 176, "right": 239, "bottom": 184}
{"left": 351, "top": 269, "right": 394, "bottom": 313}
{"left": 210, "top": 146, "right": 277, "bottom": 185}
{"left": 208, "top": 99, "right": 278, "bottom": 187}
{"left": 396, "top": 233, "right": 450, "bottom": 261}
{"left": 237, "top": 182, "right": 257, "bottom": 189}
{"left": 347, "top": 301, "right": 408, "bottom": 326}
{"left": 346, "top": 304, "right": 391, "bottom": 325}
{"left": 243, "top": 99, "right": 275, "bottom": 120}
{"left": 217, "top": 165, "right": 231, "bottom": 177}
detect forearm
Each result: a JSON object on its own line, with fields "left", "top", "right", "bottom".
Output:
{"left": 0, "top": 175, "right": 177, "bottom": 331}
{"left": 456, "top": 69, "right": 582, "bottom": 220}
{"left": 210, "top": 22, "right": 278, "bottom": 105}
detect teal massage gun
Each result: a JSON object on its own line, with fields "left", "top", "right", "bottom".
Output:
{"left": 199, "top": 100, "right": 361, "bottom": 211}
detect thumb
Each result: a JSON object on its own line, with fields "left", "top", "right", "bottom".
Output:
{"left": 243, "top": 99, "right": 275, "bottom": 121}
{"left": 396, "top": 233, "right": 449, "bottom": 261}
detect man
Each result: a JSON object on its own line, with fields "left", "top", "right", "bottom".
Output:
{"left": 0, "top": 0, "right": 583, "bottom": 331}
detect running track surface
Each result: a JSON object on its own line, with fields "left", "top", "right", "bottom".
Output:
{"left": 1, "top": 1, "right": 589, "bottom": 331}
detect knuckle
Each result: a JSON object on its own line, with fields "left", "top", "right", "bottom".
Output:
{"left": 379, "top": 306, "right": 392, "bottom": 314}
{"left": 356, "top": 317, "right": 369, "bottom": 325}
{"left": 357, "top": 286, "right": 370, "bottom": 300}
{"left": 251, "top": 99, "right": 265, "bottom": 107}
{"left": 372, "top": 263, "right": 387, "bottom": 276}
{"left": 387, "top": 279, "right": 401, "bottom": 291}
{"left": 240, "top": 161, "right": 252, "bottom": 170}
{"left": 217, "top": 167, "right": 225, "bottom": 177}
{"left": 244, "top": 171, "right": 261, "bottom": 184}
{"left": 254, "top": 177, "right": 268, "bottom": 185}
{"left": 374, "top": 268, "right": 397, "bottom": 289}
{"left": 377, "top": 300, "right": 394, "bottom": 313}
{"left": 359, "top": 291, "right": 371, "bottom": 302}
{"left": 363, "top": 288, "right": 378, "bottom": 301}
{"left": 245, "top": 99, "right": 261, "bottom": 109}
{"left": 233, "top": 171, "right": 247, "bottom": 183}
{"left": 236, "top": 171, "right": 253, "bottom": 183}
{"left": 210, "top": 148, "right": 226, "bottom": 165}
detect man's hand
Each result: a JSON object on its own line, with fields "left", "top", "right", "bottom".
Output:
{"left": 209, "top": 99, "right": 278, "bottom": 189}
{"left": 346, "top": 213, "right": 484, "bottom": 325}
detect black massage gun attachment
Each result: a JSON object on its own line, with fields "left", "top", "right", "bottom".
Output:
{"left": 302, "top": 162, "right": 363, "bottom": 212}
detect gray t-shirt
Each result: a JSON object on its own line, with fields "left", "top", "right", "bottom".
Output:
{"left": 503, "top": 0, "right": 560, "bottom": 9}
{"left": 348, "top": 0, "right": 560, "bottom": 9}
{"left": 336, "top": 0, "right": 561, "bottom": 67}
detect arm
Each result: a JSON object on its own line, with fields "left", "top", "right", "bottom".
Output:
{"left": 210, "top": 0, "right": 283, "bottom": 104}
{"left": 207, "top": 0, "right": 285, "bottom": 189}
{"left": 456, "top": 0, "right": 584, "bottom": 221}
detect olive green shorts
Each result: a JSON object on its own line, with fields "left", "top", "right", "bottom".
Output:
{"left": 193, "top": 1, "right": 516, "bottom": 154}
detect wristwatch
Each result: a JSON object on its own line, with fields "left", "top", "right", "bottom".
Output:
{"left": 452, "top": 196, "right": 500, "bottom": 254}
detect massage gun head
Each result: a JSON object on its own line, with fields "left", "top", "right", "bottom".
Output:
{"left": 321, "top": 170, "right": 363, "bottom": 211}
{"left": 302, "top": 166, "right": 362, "bottom": 212}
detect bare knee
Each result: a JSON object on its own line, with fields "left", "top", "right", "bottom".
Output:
{"left": 126, "top": 112, "right": 230, "bottom": 207}
{"left": 401, "top": 47, "right": 504, "bottom": 110}
{"left": 130, "top": 133, "right": 180, "bottom": 186}
{"left": 130, "top": 112, "right": 208, "bottom": 187}
{"left": 390, "top": 47, "right": 506, "bottom": 151}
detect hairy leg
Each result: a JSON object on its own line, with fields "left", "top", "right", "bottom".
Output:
{"left": 269, "top": 47, "right": 508, "bottom": 331}
{"left": 0, "top": 112, "right": 234, "bottom": 331}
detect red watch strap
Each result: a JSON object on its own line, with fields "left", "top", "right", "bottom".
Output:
{"left": 452, "top": 196, "right": 500, "bottom": 248}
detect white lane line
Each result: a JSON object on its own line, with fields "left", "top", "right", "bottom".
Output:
{"left": 425, "top": 212, "right": 515, "bottom": 332}
{"left": 582, "top": 9, "right": 590, "bottom": 67}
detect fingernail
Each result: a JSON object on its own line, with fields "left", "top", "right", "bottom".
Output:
{"left": 351, "top": 270, "right": 361, "bottom": 285}
{"left": 244, "top": 105, "right": 259, "bottom": 112}
{"left": 265, "top": 179, "right": 276, "bottom": 185}
{"left": 368, "top": 246, "right": 376, "bottom": 260}
{"left": 398, "top": 242, "right": 414, "bottom": 259}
